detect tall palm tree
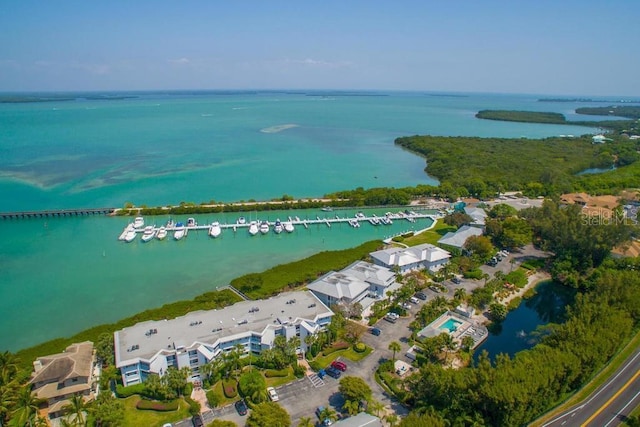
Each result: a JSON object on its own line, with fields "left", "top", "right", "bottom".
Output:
{"left": 388, "top": 341, "right": 401, "bottom": 362}
{"left": 11, "top": 387, "right": 43, "bottom": 427}
{"left": 1, "top": 383, "right": 18, "bottom": 426}
{"left": 62, "top": 393, "right": 88, "bottom": 426}
{"left": 453, "top": 288, "right": 466, "bottom": 303}
{"left": 319, "top": 406, "right": 337, "bottom": 425}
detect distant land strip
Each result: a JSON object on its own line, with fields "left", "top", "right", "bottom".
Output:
{"left": 538, "top": 98, "right": 640, "bottom": 103}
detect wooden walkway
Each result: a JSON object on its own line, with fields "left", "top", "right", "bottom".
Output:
{"left": 0, "top": 207, "right": 117, "bottom": 219}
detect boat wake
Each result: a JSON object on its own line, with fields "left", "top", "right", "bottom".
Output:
{"left": 260, "top": 124, "right": 299, "bottom": 133}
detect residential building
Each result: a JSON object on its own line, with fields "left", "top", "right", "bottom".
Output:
{"left": 437, "top": 225, "right": 484, "bottom": 249}
{"left": 332, "top": 412, "right": 384, "bottom": 427}
{"left": 30, "top": 341, "right": 96, "bottom": 419}
{"left": 370, "top": 243, "right": 451, "bottom": 273}
{"left": 307, "top": 261, "right": 399, "bottom": 310}
{"left": 114, "top": 291, "right": 332, "bottom": 387}
{"left": 464, "top": 206, "right": 488, "bottom": 228}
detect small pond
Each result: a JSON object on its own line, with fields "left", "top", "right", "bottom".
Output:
{"left": 473, "top": 280, "right": 575, "bottom": 361}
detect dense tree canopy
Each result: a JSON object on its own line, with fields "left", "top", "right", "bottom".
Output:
{"left": 245, "top": 402, "right": 291, "bottom": 427}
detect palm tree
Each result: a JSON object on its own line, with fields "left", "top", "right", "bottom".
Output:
{"left": 1, "top": 383, "right": 18, "bottom": 426}
{"left": 343, "top": 399, "right": 360, "bottom": 416}
{"left": 11, "top": 387, "right": 43, "bottom": 427}
{"left": 453, "top": 288, "right": 467, "bottom": 303}
{"left": 62, "top": 393, "right": 88, "bottom": 426}
{"left": 388, "top": 341, "right": 401, "bottom": 362}
{"left": 319, "top": 406, "right": 337, "bottom": 425}
{"left": 297, "top": 416, "right": 314, "bottom": 427}
{"left": 385, "top": 413, "right": 399, "bottom": 427}
{"left": 368, "top": 399, "right": 384, "bottom": 417}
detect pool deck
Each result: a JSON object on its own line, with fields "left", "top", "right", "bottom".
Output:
{"left": 418, "top": 310, "right": 488, "bottom": 349}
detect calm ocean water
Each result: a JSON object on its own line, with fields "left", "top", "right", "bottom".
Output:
{"left": 0, "top": 91, "right": 598, "bottom": 351}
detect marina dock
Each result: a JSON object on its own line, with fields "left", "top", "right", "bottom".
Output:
{"left": 0, "top": 207, "right": 117, "bottom": 220}
{"left": 118, "top": 210, "right": 441, "bottom": 242}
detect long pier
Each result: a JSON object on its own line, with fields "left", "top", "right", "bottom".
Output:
{"left": 119, "top": 211, "right": 442, "bottom": 242}
{"left": 0, "top": 207, "right": 117, "bottom": 220}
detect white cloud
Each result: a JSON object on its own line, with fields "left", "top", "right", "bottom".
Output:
{"left": 168, "top": 57, "right": 191, "bottom": 65}
{"left": 284, "top": 58, "right": 353, "bottom": 69}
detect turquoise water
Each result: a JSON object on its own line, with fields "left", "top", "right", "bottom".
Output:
{"left": 440, "top": 318, "right": 463, "bottom": 332}
{"left": 0, "top": 91, "right": 598, "bottom": 351}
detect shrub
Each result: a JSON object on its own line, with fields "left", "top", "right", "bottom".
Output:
{"left": 354, "top": 342, "right": 366, "bottom": 353}
{"left": 206, "top": 390, "right": 223, "bottom": 408}
{"left": 292, "top": 364, "right": 306, "bottom": 378}
{"left": 463, "top": 269, "right": 484, "bottom": 280}
{"left": 222, "top": 379, "right": 238, "bottom": 398}
{"left": 184, "top": 394, "right": 201, "bottom": 416}
{"left": 308, "top": 360, "right": 324, "bottom": 372}
{"left": 115, "top": 383, "right": 146, "bottom": 398}
{"left": 264, "top": 369, "right": 289, "bottom": 378}
{"left": 135, "top": 399, "right": 179, "bottom": 411}
{"left": 322, "top": 341, "right": 349, "bottom": 356}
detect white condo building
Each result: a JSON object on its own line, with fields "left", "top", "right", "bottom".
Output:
{"left": 114, "top": 291, "right": 333, "bottom": 387}
{"left": 369, "top": 243, "right": 451, "bottom": 273}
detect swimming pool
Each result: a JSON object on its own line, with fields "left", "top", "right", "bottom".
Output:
{"left": 440, "top": 318, "right": 463, "bottom": 332}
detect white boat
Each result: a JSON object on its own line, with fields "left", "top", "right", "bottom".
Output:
{"left": 119, "top": 223, "right": 135, "bottom": 240}
{"left": 369, "top": 215, "right": 380, "bottom": 226}
{"left": 166, "top": 219, "right": 175, "bottom": 228}
{"left": 141, "top": 226, "right": 156, "bottom": 242}
{"left": 187, "top": 217, "right": 196, "bottom": 227}
{"left": 209, "top": 221, "right": 222, "bottom": 238}
{"left": 133, "top": 216, "right": 145, "bottom": 228}
{"left": 237, "top": 216, "right": 247, "bottom": 225}
{"left": 273, "top": 219, "right": 283, "bottom": 234}
{"left": 259, "top": 221, "right": 269, "bottom": 234}
{"left": 321, "top": 206, "right": 333, "bottom": 212}
{"left": 124, "top": 228, "right": 137, "bottom": 243}
{"left": 284, "top": 221, "right": 294, "bottom": 233}
{"left": 248, "top": 221, "right": 259, "bottom": 236}
{"left": 174, "top": 222, "right": 187, "bottom": 240}
{"left": 355, "top": 212, "right": 366, "bottom": 219}
{"left": 348, "top": 219, "right": 360, "bottom": 228}
{"left": 156, "top": 226, "right": 168, "bottom": 240}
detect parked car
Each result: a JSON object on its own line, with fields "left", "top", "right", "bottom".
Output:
{"left": 267, "top": 386, "right": 279, "bottom": 402}
{"left": 384, "top": 314, "right": 397, "bottom": 323}
{"left": 452, "top": 277, "right": 462, "bottom": 284}
{"left": 191, "top": 415, "right": 203, "bottom": 427}
{"left": 409, "top": 296, "right": 419, "bottom": 304}
{"left": 415, "top": 292, "right": 428, "bottom": 300}
{"left": 401, "top": 302, "right": 412, "bottom": 310}
{"left": 316, "top": 406, "right": 334, "bottom": 426}
{"left": 326, "top": 366, "right": 342, "bottom": 379}
{"left": 331, "top": 360, "right": 347, "bottom": 371}
{"left": 235, "top": 399, "right": 248, "bottom": 416}
{"left": 370, "top": 327, "right": 381, "bottom": 336}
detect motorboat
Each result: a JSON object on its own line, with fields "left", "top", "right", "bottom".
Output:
{"left": 369, "top": 215, "right": 380, "bottom": 226}
{"left": 348, "top": 218, "right": 360, "bottom": 228}
{"left": 141, "top": 226, "right": 156, "bottom": 242}
{"left": 321, "top": 206, "right": 333, "bottom": 212}
{"left": 209, "top": 221, "right": 222, "bottom": 238}
{"left": 355, "top": 211, "right": 366, "bottom": 219}
{"left": 273, "top": 219, "right": 283, "bottom": 234}
{"left": 186, "top": 217, "right": 196, "bottom": 227}
{"left": 166, "top": 218, "right": 175, "bottom": 228}
{"left": 284, "top": 220, "right": 294, "bottom": 233}
{"left": 237, "top": 216, "right": 247, "bottom": 225}
{"left": 248, "top": 221, "right": 259, "bottom": 236}
{"left": 259, "top": 221, "right": 269, "bottom": 234}
{"left": 174, "top": 222, "right": 187, "bottom": 240}
{"left": 133, "top": 216, "right": 145, "bottom": 228}
{"left": 119, "top": 223, "right": 135, "bottom": 240}
{"left": 124, "top": 228, "right": 137, "bottom": 243}
{"left": 156, "top": 226, "right": 168, "bottom": 240}
{"left": 380, "top": 216, "right": 393, "bottom": 225}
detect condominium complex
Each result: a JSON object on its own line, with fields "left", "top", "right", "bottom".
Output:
{"left": 114, "top": 290, "right": 332, "bottom": 387}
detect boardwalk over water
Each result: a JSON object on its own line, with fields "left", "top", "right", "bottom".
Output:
{"left": 0, "top": 207, "right": 117, "bottom": 219}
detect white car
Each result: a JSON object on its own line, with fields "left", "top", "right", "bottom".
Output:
{"left": 267, "top": 386, "right": 279, "bottom": 402}
{"left": 401, "top": 302, "right": 411, "bottom": 310}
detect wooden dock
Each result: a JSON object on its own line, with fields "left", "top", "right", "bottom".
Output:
{"left": 0, "top": 207, "right": 117, "bottom": 220}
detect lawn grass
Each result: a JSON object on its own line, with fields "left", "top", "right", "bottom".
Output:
{"left": 531, "top": 330, "right": 640, "bottom": 426}
{"left": 312, "top": 343, "right": 373, "bottom": 368}
{"left": 121, "top": 395, "right": 190, "bottom": 427}
{"left": 264, "top": 366, "right": 296, "bottom": 387}
{"left": 402, "top": 219, "right": 455, "bottom": 246}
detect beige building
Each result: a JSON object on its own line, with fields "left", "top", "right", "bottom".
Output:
{"left": 30, "top": 341, "right": 96, "bottom": 419}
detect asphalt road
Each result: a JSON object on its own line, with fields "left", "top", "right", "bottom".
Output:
{"left": 541, "top": 346, "right": 640, "bottom": 427}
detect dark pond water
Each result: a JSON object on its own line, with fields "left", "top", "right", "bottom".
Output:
{"left": 474, "top": 280, "right": 575, "bottom": 361}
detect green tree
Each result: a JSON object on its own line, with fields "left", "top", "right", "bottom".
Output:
{"left": 388, "top": 341, "right": 401, "bottom": 362}
{"left": 62, "top": 393, "right": 88, "bottom": 426}
{"left": 297, "top": 417, "right": 314, "bottom": 427}
{"left": 444, "top": 212, "right": 474, "bottom": 228}
{"left": 461, "top": 335, "right": 476, "bottom": 353}
{"left": 464, "top": 235, "right": 495, "bottom": 263}
{"left": 489, "top": 303, "right": 507, "bottom": 322}
{"left": 245, "top": 402, "right": 291, "bottom": 427}
{"left": 368, "top": 399, "right": 384, "bottom": 417}
{"left": 238, "top": 370, "right": 267, "bottom": 404}
{"left": 385, "top": 413, "right": 399, "bottom": 427}
{"left": 342, "top": 399, "right": 360, "bottom": 416}
{"left": 208, "top": 420, "right": 238, "bottom": 427}
{"left": 11, "top": 387, "right": 43, "bottom": 427}
{"left": 318, "top": 406, "right": 338, "bottom": 425}
{"left": 398, "top": 411, "right": 448, "bottom": 427}
{"left": 95, "top": 333, "right": 114, "bottom": 367}
{"left": 489, "top": 204, "right": 518, "bottom": 220}
{"left": 339, "top": 376, "right": 372, "bottom": 404}
{"left": 206, "top": 390, "right": 223, "bottom": 408}
{"left": 89, "top": 393, "right": 124, "bottom": 427}
{"left": 165, "top": 366, "right": 190, "bottom": 398}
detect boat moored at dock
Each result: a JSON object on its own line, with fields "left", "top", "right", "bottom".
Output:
{"left": 174, "top": 223, "right": 187, "bottom": 240}
{"left": 133, "top": 216, "right": 145, "bottom": 228}
{"left": 284, "top": 220, "right": 294, "bottom": 233}
{"left": 274, "top": 219, "right": 283, "bottom": 234}
{"left": 209, "top": 221, "right": 222, "bottom": 238}
{"left": 124, "top": 228, "right": 137, "bottom": 243}
{"left": 156, "top": 226, "right": 168, "bottom": 240}
{"left": 259, "top": 221, "right": 270, "bottom": 234}
{"left": 141, "top": 226, "right": 156, "bottom": 242}
{"left": 248, "top": 221, "right": 259, "bottom": 236}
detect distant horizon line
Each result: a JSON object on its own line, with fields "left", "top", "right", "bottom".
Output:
{"left": 1, "top": 88, "right": 639, "bottom": 100}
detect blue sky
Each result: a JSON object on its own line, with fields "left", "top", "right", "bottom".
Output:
{"left": 1, "top": 1, "right": 638, "bottom": 95}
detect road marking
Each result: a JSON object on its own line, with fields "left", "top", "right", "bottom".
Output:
{"left": 581, "top": 368, "right": 640, "bottom": 426}
{"left": 603, "top": 388, "right": 640, "bottom": 427}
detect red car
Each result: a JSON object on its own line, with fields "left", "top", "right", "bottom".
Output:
{"left": 331, "top": 360, "right": 347, "bottom": 371}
